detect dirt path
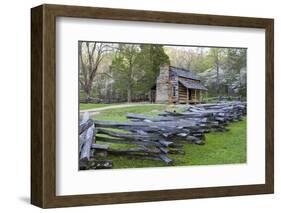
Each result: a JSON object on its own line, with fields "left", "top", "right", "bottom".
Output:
{"left": 80, "top": 103, "right": 163, "bottom": 114}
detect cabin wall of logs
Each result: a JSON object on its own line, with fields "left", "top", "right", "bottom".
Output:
{"left": 79, "top": 101, "right": 247, "bottom": 170}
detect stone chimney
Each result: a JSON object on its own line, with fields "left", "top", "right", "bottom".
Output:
{"left": 156, "top": 64, "right": 170, "bottom": 103}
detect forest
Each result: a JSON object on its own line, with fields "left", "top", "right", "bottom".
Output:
{"left": 79, "top": 41, "right": 247, "bottom": 103}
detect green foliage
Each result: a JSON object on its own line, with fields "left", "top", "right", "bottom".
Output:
{"left": 224, "top": 48, "right": 247, "bottom": 97}
{"left": 164, "top": 47, "right": 212, "bottom": 73}
{"left": 110, "top": 44, "right": 169, "bottom": 102}
{"left": 199, "top": 48, "right": 246, "bottom": 98}
{"left": 134, "top": 44, "right": 170, "bottom": 93}
{"left": 207, "top": 48, "right": 227, "bottom": 65}
{"left": 91, "top": 105, "right": 246, "bottom": 169}
{"left": 111, "top": 44, "right": 140, "bottom": 102}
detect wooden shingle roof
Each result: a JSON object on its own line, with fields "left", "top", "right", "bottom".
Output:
{"left": 170, "top": 66, "right": 201, "bottom": 81}
{"left": 178, "top": 79, "right": 208, "bottom": 91}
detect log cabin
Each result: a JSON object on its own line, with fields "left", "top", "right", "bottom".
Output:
{"left": 150, "top": 64, "right": 207, "bottom": 104}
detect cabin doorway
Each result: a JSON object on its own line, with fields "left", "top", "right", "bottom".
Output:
{"left": 188, "top": 89, "right": 198, "bottom": 104}
{"left": 188, "top": 89, "right": 192, "bottom": 101}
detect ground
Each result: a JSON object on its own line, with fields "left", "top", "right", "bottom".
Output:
{"left": 80, "top": 103, "right": 117, "bottom": 110}
{"left": 80, "top": 103, "right": 247, "bottom": 169}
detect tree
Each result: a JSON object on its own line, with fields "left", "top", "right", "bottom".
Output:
{"left": 207, "top": 48, "right": 226, "bottom": 96}
{"left": 79, "top": 41, "right": 112, "bottom": 102}
{"left": 111, "top": 44, "right": 140, "bottom": 103}
{"left": 191, "top": 48, "right": 212, "bottom": 73}
{"left": 135, "top": 44, "right": 170, "bottom": 94}
{"left": 164, "top": 47, "right": 211, "bottom": 73}
{"left": 198, "top": 48, "right": 247, "bottom": 98}
{"left": 164, "top": 47, "right": 194, "bottom": 69}
{"left": 225, "top": 48, "right": 247, "bottom": 97}
{"left": 111, "top": 44, "right": 170, "bottom": 103}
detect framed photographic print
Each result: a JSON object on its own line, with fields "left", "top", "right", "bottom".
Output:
{"left": 31, "top": 4, "right": 274, "bottom": 208}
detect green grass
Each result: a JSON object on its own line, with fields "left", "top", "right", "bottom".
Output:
{"left": 93, "top": 104, "right": 166, "bottom": 121}
{"left": 88, "top": 104, "right": 247, "bottom": 169}
{"left": 80, "top": 103, "right": 117, "bottom": 110}
{"left": 173, "top": 118, "right": 247, "bottom": 166}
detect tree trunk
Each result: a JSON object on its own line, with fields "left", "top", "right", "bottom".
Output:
{"left": 127, "top": 86, "right": 132, "bottom": 103}
{"left": 85, "top": 85, "right": 92, "bottom": 103}
{"left": 216, "top": 63, "right": 220, "bottom": 96}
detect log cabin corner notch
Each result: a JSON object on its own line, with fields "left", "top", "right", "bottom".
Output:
{"left": 150, "top": 64, "right": 208, "bottom": 104}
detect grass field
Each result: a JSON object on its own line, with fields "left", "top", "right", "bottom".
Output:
{"left": 81, "top": 103, "right": 247, "bottom": 169}
{"left": 93, "top": 104, "right": 166, "bottom": 120}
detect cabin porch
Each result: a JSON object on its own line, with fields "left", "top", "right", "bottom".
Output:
{"left": 177, "top": 82, "right": 203, "bottom": 104}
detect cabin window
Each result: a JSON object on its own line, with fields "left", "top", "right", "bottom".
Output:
{"left": 173, "top": 86, "right": 176, "bottom": 96}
